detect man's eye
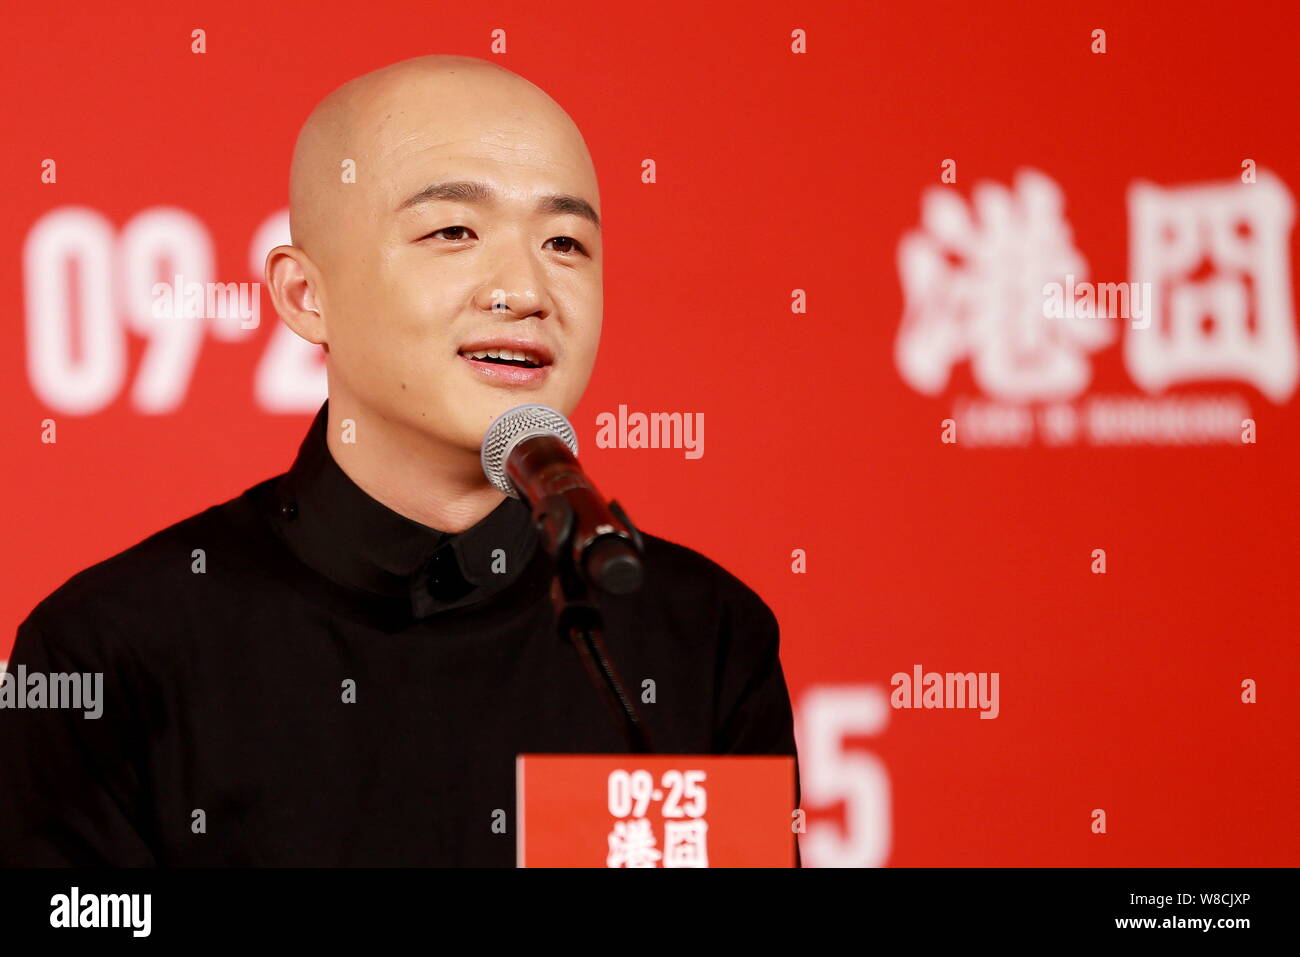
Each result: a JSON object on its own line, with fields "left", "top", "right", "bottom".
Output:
{"left": 423, "top": 226, "right": 476, "bottom": 242}
{"left": 546, "top": 236, "right": 587, "bottom": 255}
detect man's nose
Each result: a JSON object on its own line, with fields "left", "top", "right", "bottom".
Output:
{"left": 473, "top": 236, "right": 553, "bottom": 318}
{"left": 476, "top": 284, "right": 547, "bottom": 319}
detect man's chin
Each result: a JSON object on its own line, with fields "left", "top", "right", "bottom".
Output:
{"left": 462, "top": 382, "right": 572, "bottom": 423}
{"left": 435, "top": 404, "right": 532, "bottom": 458}
{"left": 425, "top": 373, "right": 578, "bottom": 451}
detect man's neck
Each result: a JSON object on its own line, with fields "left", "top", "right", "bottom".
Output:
{"left": 323, "top": 398, "right": 506, "bottom": 534}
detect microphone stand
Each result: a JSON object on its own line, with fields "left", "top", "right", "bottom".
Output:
{"left": 536, "top": 493, "right": 655, "bottom": 755}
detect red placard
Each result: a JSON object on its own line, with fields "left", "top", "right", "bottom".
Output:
{"left": 517, "top": 755, "right": 797, "bottom": 868}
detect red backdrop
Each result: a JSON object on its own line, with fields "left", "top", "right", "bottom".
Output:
{"left": 2, "top": 0, "right": 1297, "bottom": 866}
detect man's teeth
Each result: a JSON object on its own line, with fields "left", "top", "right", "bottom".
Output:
{"left": 462, "top": 348, "right": 541, "bottom": 365}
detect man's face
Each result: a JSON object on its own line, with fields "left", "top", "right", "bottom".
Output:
{"left": 318, "top": 72, "right": 603, "bottom": 453}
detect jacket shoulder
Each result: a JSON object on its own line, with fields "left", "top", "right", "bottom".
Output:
{"left": 19, "top": 477, "right": 279, "bottom": 635}
{"left": 635, "top": 529, "right": 778, "bottom": 632}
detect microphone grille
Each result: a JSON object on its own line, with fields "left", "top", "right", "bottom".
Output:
{"left": 480, "top": 403, "right": 579, "bottom": 498}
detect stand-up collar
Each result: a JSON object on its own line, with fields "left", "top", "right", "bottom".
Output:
{"left": 267, "top": 400, "right": 539, "bottom": 620}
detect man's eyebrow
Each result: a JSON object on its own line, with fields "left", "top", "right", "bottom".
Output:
{"left": 397, "top": 180, "right": 600, "bottom": 230}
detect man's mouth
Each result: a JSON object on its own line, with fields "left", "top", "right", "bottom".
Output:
{"left": 456, "top": 338, "right": 555, "bottom": 386}
{"left": 457, "top": 347, "right": 546, "bottom": 369}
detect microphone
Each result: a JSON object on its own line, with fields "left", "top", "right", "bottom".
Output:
{"left": 481, "top": 404, "right": 645, "bottom": 595}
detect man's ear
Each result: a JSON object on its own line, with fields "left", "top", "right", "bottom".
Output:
{"left": 265, "top": 245, "right": 326, "bottom": 345}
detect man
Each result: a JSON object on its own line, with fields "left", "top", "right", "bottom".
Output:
{"left": 0, "top": 55, "right": 799, "bottom": 866}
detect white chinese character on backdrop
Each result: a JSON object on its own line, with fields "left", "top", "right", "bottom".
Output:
{"left": 662, "top": 820, "right": 709, "bottom": 868}
{"left": 1127, "top": 171, "right": 1298, "bottom": 403}
{"left": 895, "top": 168, "right": 1113, "bottom": 402}
{"left": 606, "top": 818, "right": 662, "bottom": 868}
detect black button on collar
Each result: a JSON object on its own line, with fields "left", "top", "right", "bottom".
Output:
{"left": 281, "top": 501, "right": 298, "bottom": 520}
{"left": 417, "top": 545, "right": 475, "bottom": 605}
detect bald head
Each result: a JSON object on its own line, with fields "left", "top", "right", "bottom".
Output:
{"left": 288, "top": 55, "right": 596, "bottom": 263}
